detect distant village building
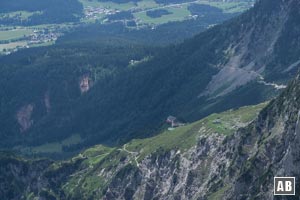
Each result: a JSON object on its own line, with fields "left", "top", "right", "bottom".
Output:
{"left": 213, "top": 119, "right": 222, "bottom": 124}
{"left": 166, "top": 116, "right": 176, "bottom": 123}
{"left": 166, "top": 116, "right": 185, "bottom": 129}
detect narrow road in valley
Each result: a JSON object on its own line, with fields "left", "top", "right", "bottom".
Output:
{"left": 258, "top": 75, "right": 287, "bottom": 90}
{"left": 132, "top": 0, "right": 200, "bottom": 14}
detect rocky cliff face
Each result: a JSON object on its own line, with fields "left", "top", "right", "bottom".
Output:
{"left": 16, "top": 104, "right": 34, "bottom": 132}
{"left": 104, "top": 134, "right": 229, "bottom": 200}
{"left": 0, "top": 153, "right": 52, "bottom": 200}
{"left": 225, "top": 74, "right": 300, "bottom": 199}
{"left": 203, "top": 0, "right": 300, "bottom": 97}
{"left": 79, "top": 75, "right": 93, "bottom": 94}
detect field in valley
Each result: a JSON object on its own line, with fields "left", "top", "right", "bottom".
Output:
{"left": 0, "top": 0, "right": 254, "bottom": 54}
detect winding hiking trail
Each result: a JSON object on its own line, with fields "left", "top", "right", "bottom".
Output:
{"left": 120, "top": 144, "right": 140, "bottom": 167}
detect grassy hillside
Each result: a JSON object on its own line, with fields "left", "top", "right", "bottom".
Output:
{"left": 0, "top": 102, "right": 265, "bottom": 199}
{"left": 13, "top": 98, "right": 265, "bottom": 159}
{"left": 62, "top": 103, "right": 265, "bottom": 199}
{"left": 124, "top": 102, "right": 266, "bottom": 160}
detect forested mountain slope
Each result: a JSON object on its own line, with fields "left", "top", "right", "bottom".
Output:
{"left": 2, "top": 72, "right": 300, "bottom": 199}
{"left": 0, "top": 0, "right": 83, "bottom": 25}
{"left": 0, "top": 40, "right": 155, "bottom": 152}
{"left": 0, "top": 0, "right": 300, "bottom": 156}
{"left": 63, "top": 0, "right": 300, "bottom": 146}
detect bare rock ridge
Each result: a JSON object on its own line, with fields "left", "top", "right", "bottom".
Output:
{"left": 79, "top": 74, "right": 93, "bottom": 94}
{"left": 225, "top": 74, "right": 300, "bottom": 199}
{"left": 44, "top": 92, "right": 51, "bottom": 113}
{"left": 202, "top": 0, "right": 298, "bottom": 97}
{"left": 16, "top": 104, "right": 34, "bottom": 132}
